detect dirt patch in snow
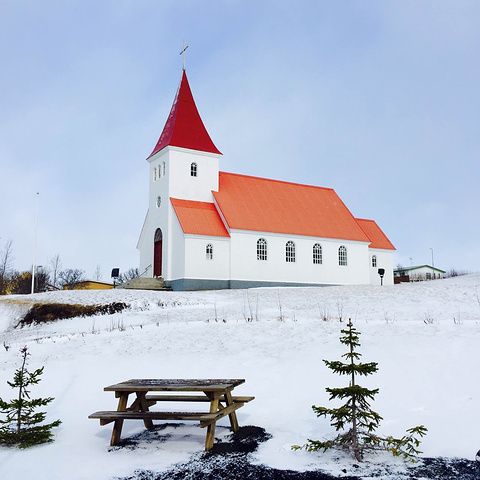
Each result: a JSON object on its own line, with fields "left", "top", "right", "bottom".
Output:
{"left": 115, "top": 425, "right": 480, "bottom": 480}
{"left": 17, "top": 302, "right": 128, "bottom": 326}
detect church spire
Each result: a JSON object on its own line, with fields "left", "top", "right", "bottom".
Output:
{"left": 147, "top": 70, "right": 221, "bottom": 158}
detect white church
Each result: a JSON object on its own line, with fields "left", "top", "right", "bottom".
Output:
{"left": 137, "top": 69, "right": 395, "bottom": 290}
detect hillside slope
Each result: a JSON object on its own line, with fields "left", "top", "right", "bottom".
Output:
{"left": 0, "top": 275, "right": 479, "bottom": 479}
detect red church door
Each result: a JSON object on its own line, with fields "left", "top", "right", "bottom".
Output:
{"left": 153, "top": 228, "right": 163, "bottom": 277}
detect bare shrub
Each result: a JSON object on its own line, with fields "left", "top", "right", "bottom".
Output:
{"left": 424, "top": 313, "right": 434, "bottom": 324}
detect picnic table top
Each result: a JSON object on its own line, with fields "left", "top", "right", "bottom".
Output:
{"left": 104, "top": 379, "right": 245, "bottom": 392}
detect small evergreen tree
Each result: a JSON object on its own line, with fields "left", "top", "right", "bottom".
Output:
{"left": 0, "top": 346, "right": 61, "bottom": 448}
{"left": 293, "top": 319, "right": 427, "bottom": 461}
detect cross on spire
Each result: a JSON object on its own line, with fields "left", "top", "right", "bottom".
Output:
{"left": 180, "top": 41, "right": 189, "bottom": 70}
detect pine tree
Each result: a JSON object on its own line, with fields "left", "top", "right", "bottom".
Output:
{"left": 293, "top": 319, "right": 427, "bottom": 461}
{"left": 0, "top": 346, "right": 61, "bottom": 448}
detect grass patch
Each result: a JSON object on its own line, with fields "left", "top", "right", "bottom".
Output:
{"left": 18, "top": 302, "right": 128, "bottom": 327}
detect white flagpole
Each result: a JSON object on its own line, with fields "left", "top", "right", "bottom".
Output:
{"left": 31, "top": 192, "right": 39, "bottom": 294}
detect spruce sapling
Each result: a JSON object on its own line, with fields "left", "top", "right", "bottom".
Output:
{"left": 0, "top": 346, "right": 61, "bottom": 448}
{"left": 293, "top": 318, "right": 427, "bottom": 462}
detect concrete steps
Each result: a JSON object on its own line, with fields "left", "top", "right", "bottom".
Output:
{"left": 116, "top": 277, "right": 172, "bottom": 291}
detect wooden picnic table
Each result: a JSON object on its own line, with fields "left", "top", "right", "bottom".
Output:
{"left": 89, "top": 379, "right": 254, "bottom": 451}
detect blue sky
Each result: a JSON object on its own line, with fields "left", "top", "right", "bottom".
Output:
{"left": 1, "top": 0, "right": 479, "bottom": 280}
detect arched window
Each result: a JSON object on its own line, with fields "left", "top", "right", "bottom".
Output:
{"left": 191, "top": 162, "right": 198, "bottom": 177}
{"left": 257, "top": 238, "right": 267, "bottom": 261}
{"left": 153, "top": 167, "right": 157, "bottom": 181}
{"left": 313, "top": 243, "right": 322, "bottom": 264}
{"left": 372, "top": 255, "right": 377, "bottom": 267}
{"left": 338, "top": 246, "right": 347, "bottom": 266}
{"left": 206, "top": 243, "right": 213, "bottom": 260}
{"left": 162, "top": 161, "right": 166, "bottom": 177}
{"left": 286, "top": 241, "right": 296, "bottom": 263}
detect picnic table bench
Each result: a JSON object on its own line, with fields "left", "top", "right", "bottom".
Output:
{"left": 89, "top": 379, "right": 254, "bottom": 451}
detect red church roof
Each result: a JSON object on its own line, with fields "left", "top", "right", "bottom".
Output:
{"left": 355, "top": 218, "right": 396, "bottom": 250}
{"left": 170, "top": 174, "right": 395, "bottom": 249}
{"left": 171, "top": 198, "right": 230, "bottom": 237}
{"left": 148, "top": 71, "right": 221, "bottom": 158}
{"left": 213, "top": 172, "right": 372, "bottom": 243}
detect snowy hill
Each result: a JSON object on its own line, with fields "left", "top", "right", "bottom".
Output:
{"left": 0, "top": 275, "right": 479, "bottom": 479}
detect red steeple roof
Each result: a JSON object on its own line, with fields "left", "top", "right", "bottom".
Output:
{"left": 148, "top": 70, "right": 221, "bottom": 158}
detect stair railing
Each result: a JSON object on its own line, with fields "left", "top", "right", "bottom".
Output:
{"left": 139, "top": 264, "right": 152, "bottom": 278}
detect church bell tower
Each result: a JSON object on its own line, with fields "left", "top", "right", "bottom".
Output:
{"left": 137, "top": 69, "right": 222, "bottom": 280}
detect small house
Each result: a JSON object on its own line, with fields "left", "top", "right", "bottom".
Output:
{"left": 394, "top": 265, "right": 445, "bottom": 283}
{"left": 62, "top": 281, "right": 114, "bottom": 291}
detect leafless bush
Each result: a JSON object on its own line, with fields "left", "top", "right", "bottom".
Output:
{"left": 108, "top": 318, "right": 125, "bottom": 332}
{"left": 49, "top": 254, "right": 62, "bottom": 288}
{"left": 277, "top": 289, "right": 285, "bottom": 321}
{"left": 59, "top": 268, "right": 85, "bottom": 289}
{"left": 424, "top": 313, "right": 434, "bottom": 324}
{"left": 117, "top": 268, "right": 139, "bottom": 284}
{"left": 318, "top": 303, "right": 330, "bottom": 321}
{"left": 446, "top": 268, "right": 469, "bottom": 278}
{"left": 336, "top": 296, "right": 345, "bottom": 322}
{"left": 0, "top": 239, "right": 14, "bottom": 295}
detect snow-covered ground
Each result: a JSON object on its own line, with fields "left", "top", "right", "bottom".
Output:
{"left": 0, "top": 274, "right": 479, "bottom": 479}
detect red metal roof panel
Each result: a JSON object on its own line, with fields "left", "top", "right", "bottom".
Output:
{"left": 171, "top": 198, "right": 230, "bottom": 237}
{"left": 213, "top": 172, "right": 371, "bottom": 242}
{"left": 356, "top": 218, "right": 396, "bottom": 250}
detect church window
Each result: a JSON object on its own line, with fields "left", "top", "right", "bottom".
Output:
{"left": 153, "top": 167, "right": 157, "bottom": 181}
{"left": 257, "top": 238, "right": 267, "bottom": 260}
{"left": 313, "top": 243, "right": 322, "bottom": 264}
{"left": 206, "top": 243, "right": 213, "bottom": 260}
{"left": 338, "top": 246, "right": 347, "bottom": 266}
{"left": 163, "top": 161, "right": 166, "bottom": 176}
{"left": 191, "top": 162, "right": 198, "bottom": 177}
{"left": 156, "top": 196, "right": 161, "bottom": 208}
{"left": 286, "top": 241, "right": 296, "bottom": 263}
{"left": 372, "top": 255, "right": 377, "bottom": 267}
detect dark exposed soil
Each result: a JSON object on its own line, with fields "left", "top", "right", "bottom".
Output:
{"left": 115, "top": 425, "right": 480, "bottom": 480}
{"left": 18, "top": 302, "right": 128, "bottom": 326}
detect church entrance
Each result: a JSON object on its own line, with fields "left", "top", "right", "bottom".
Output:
{"left": 153, "top": 228, "right": 163, "bottom": 277}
